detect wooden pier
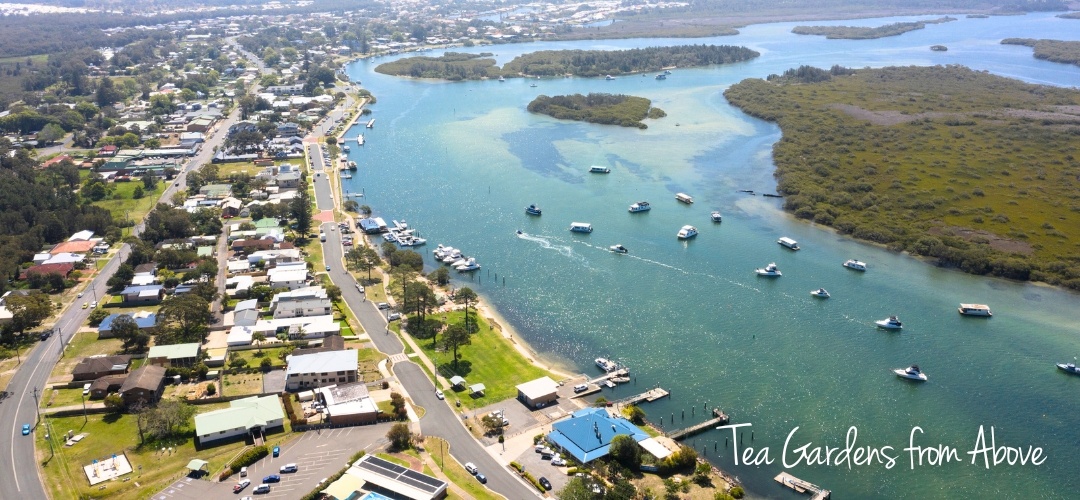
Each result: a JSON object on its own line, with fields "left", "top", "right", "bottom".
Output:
{"left": 612, "top": 387, "right": 669, "bottom": 407}
{"left": 665, "top": 408, "right": 729, "bottom": 440}
{"left": 587, "top": 368, "right": 629, "bottom": 385}
{"left": 774, "top": 472, "right": 831, "bottom": 500}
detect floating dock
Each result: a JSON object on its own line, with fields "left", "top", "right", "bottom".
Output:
{"left": 612, "top": 387, "right": 669, "bottom": 407}
{"left": 775, "top": 472, "right": 831, "bottom": 500}
{"left": 665, "top": 408, "right": 729, "bottom": 441}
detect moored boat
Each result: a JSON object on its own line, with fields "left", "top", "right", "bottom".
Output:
{"left": 525, "top": 204, "right": 542, "bottom": 216}
{"left": 894, "top": 365, "right": 927, "bottom": 381}
{"left": 755, "top": 262, "right": 782, "bottom": 277}
{"left": 570, "top": 222, "right": 593, "bottom": 233}
{"left": 595, "top": 357, "right": 617, "bottom": 372}
{"left": 628, "top": 201, "right": 651, "bottom": 213}
{"left": 810, "top": 288, "right": 830, "bottom": 298}
{"left": 958, "top": 304, "right": 992, "bottom": 317}
{"left": 455, "top": 257, "right": 480, "bottom": 272}
{"left": 875, "top": 316, "right": 903, "bottom": 330}
{"left": 675, "top": 193, "right": 694, "bottom": 204}
{"left": 711, "top": 211, "right": 722, "bottom": 223}
{"left": 844, "top": 259, "right": 867, "bottom": 271}
{"left": 589, "top": 166, "right": 611, "bottom": 174}
{"left": 677, "top": 225, "right": 698, "bottom": 240}
{"left": 778, "top": 237, "right": 800, "bottom": 250}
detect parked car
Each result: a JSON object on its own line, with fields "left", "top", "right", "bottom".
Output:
{"left": 476, "top": 473, "right": 487, "bottom": 484}
{"left": 376, "top": 302, "right": 390, "bottom": 310}
{"left": 539, "top": 477, "right": 552, "bottom": 491}
{"left": 233, "top": 479, "right": 250, "bottom": 493}
{"left": 280, "top": 463, "right": 298, "bottom": 473}
{"left": 434, "top": 390, "right": 444, "bottom": 400}
{"left": 387, "top": 312, "right": 402, "bottom": 321}
{"left": 551, "top": 456, "right": 566, "bottom": 467}
{"left": 262, "top": 474, "right": 280, "bottom": 483}
{"left": 253, "top": 483, "right": 271, "bottom": 494}
{"left": 272, "top": 446, "right": 280, "bottom": 457}
{"left": 355, "top": 283, "right": 365, "bottom": 293}
{"left": 464, "top": 462, "right": 478, "bottom": 475}
{"left": 239, "top": 467, "right": 247, "bottom": 477}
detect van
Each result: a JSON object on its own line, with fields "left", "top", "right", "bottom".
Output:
{"left": 573, "top": 384, "right": 588, "bottom": 393}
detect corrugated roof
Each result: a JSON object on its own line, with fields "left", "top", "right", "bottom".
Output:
{"left": 547, "top": 408, "right": 648, "bottom": 463}
{"left": 516, "top": 376, "right": 558, "bottom": 400}
{"left": 194, "top": 395, "right": 284, "bottom": 437}
{"left": 286, "top": 350, "right": 357, "bottom": 376}
{"left": 147, "top": 343, "right": 200, "bottom": 360}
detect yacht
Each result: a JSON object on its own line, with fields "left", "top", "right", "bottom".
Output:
{"left": 628, "top": 201, "right": 651, "bottom": 213}
{"left": 498, "top": 75, "right": 505, "bottom": 82}
{"left": 605, "top": 75, "right": 615, "bottom": 80}
{"left": 399, "top": 237, "right": 427, "bottom": 247}
{"left": 655, "top": 74, "right": 666, "bottom": 80}
{"left": 1056, "top": 362, "right": 1080, "bottom": 375}
{"left": 589, "top": 166, "right": 611, "bottom": 174}
{"left": 677, "top": 225, "right": 698, "bottom": 239}
{"left": 844, "top": 259, "right": 867, "bottom": 271}
{"left": 357, "top": 135, "right": 365, "bottom": 145}
{"left": 570, "top": 222, "right": 593, "bottom": 233}
{"left": 755, "top": 263, "right": 782, "bottom": 277}
{"left": 810, "top": 288, "right": 830, "bottom": 298}
{"left": 875, "top": 316, "right": 903, "bottom": 329}
{"left": 675, "top": 193, "right": 694, "bottom": 204}
{"left": 778, "top": 237, "right": 800, "bottom": 250}
{"left": 596, "top": 357, "right": 617, "bottom": 372}
{"left": 610, "top": 244, "right": 628, "bottom": 254}
{"left": 894, "top": 365, "right": 928, "bottom": 381}
{"left": 958, "top": 304, "right": 992, "bottom": 317}
{"left": 441, "top": 249, "right": 463, "bottom": 264}
{"left": 433, "top": 245, "right": 450, "bottom": 258}
{"left": 711, "top": 211, "right": 722, "bottom": 223}
{"left": 455, "top": 258, "right": 481, "bottom": 272}
{"left": 525, "top": 204, "right": 542, "bottom": 216}
{"left": 343, "top": 145, "right": 350, "bottom": 152}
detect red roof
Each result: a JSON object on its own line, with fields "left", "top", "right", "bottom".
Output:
{"left": 42, "top": 154, "right": 72, "bottom": 169}
{"left": 23, "top": 263, "right": 75, "bottom": 278}
{"left": 50, "top": 240, "right": 96, "bottom": 255}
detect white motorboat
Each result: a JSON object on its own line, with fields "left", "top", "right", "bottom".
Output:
{"left": 810, "top": 288, "right": 830, "bottom": 298}
{"left": 1057, "top": 362, "right": 1080, "bottom": 376}
{"left": 525, "top": 204, "right": 542, "bottom": 216}
{"left": 605, "top": 75, "right": 615, "bottom": 80}
{"left": 456, "top": 258, "right": 481, "bottom": 272}
{"left": 450, "top": 256, "right": 469, "bottom": 267}
{"left": 595, "top": 358, "right": 617, "bottom": 372}
{"left": 677, "top": 225, "right": 698, "bottom": 239}
{"left": 755, "top": 263, "right": 782, "bottom": 277}
{"left": 711, "top": 211, "right": 722, "bottom": 223}
{"left": 498, "top": 75, "right": 505, "bottom": 82}
{"left": 958, "top": 304, "right": 992, "bottom": 317}
{"left": 628, "top": 201, "right": 651, "bottom": 213}
{"left": 844, "top": 259, "right": 867, "bottom": 271}
{"left": 442, "top": 250, "right": 463, "bottom": 264}
{"left": 894, "top": 365, "right": 927, "bottom": 381}
{"left": 343, "top": 145, "right": 350, "bottom": 152}
{"left": 434, "top": 246, "right": 454, "bottom": 259}
{"left": 589, "top": 166, "right": 611, "bottom": 174}
{"left": 610, "top": 244, "right": 628, "bottom": 254}
{"left": 400, "top": 237, "right": 427, "bottom": 247}
{"left": 875, "top": 316, "right": 903, "bottom": 329}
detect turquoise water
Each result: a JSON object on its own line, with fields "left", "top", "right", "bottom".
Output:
{"left": 344, "top": 13, "right": 1080, "bottom": 498}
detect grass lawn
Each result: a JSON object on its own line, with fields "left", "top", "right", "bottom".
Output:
{"left": 231, "top": 346, "right": 286, "bottom": 369}
{"left": 412, "top": 311, "right": 552, "bottom": 409}
{"left": 37, "top": 412, "right": 249, "bottom": 500}
{"left": 222, "top": 372, "right": 264, "bottom": 397}
{"left": 217, "top": 161, "right": 263, "bottom": 177}
{"left": 93, "top": 181, "right": 167, "bottom": 235}
{"left": 42, "top": 387, "right": 90, "bottom": 410}
{"left": 426, "top": 437, "right": 499, "bottom": 500}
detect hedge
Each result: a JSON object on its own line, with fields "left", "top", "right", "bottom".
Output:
{"left": 523, "top": 471, "right": 544, "bottom": 491}
{"left": 298, "top": 451, "right": 365, "bottom": 500}
{"left": 229, "top": 445, "right": 269, "bottom": 473}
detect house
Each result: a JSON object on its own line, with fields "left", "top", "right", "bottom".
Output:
{"left": 546, "top": 408, "right": 649, "bottom": 463}
{"left": 269, "top": 286, "right": 331, "bottom": 319}
{"left": 293, "top": 334, "right": 344, "bottom": 355}
{"left": 41, "top": 253, "right": 84, "bottom": 266}
{"left": 119, "top": 284, "right": 165, "bottom": 304}
{"left": 146, "top": 342, "right": 201, "bottom": 367}
{"left": 194, "top": 395, "right": 285, "bottom": 445}
{"left": 186, "top": 116, "right": 215, "bottom": 133}
{"left": 72, "top": 355, "right": 133, "bottom": 381}
{"left": 233, "top": 308, "right": 259, "bottom": 326}
{"left": 267, "top": 264, "right": 308, "bottom": 291}
{"left": 98, "top": 145, "right": 119, "bottom": 157}
{"left": 97, "top": 311, "right": 157, "bottom": 338}
{"left": 226, "top": 325, "right": 254, "bottom": 346}
{"left": 119, "top": 364, "right": 167, "bottom": 406}
{"left": 88, "top": 374, "right": 127, "bottom": 399}
{"left": 265, "top": 84, "right": 305, "bottom": 96}
{"left": 247, "top": 248, "right": 301, "bottom": 267}
{"left": 50, "top": 240, "right": 96, "bottom": 254}
{"left": 250, "top": 315, "right": 339, "bottom": 340}
{"left": 285, "top": 350, "right": 358, "bottom": 391}
{"left": 516, "top": 376, "right": 559, "bottom": 409}
{"left": 276, "top": 122, "right": 300, "bottom": 137}
{"left": 230, "top": 239, "right": 275, "bottom": 254}
{"left": 316, "top": 382, "right": 378, "bottom": 425}
{"left": 68, "top": 230, "right": 96, "bottom": 241}
{"left": 220, "top": 197, "right": 242, "bottom": 217}
{"left": 22, "top": 263, "right": 75, "bottom": 280}
{"left": 198, "top": 184, "right": 232, "bottom": 200}
{"left": 325, "top": 455, "right": 447, "bottom": 500}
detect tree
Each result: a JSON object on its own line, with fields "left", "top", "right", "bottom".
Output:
{"left": 4, "top": 292, "right": 54, "bottom": 335}
{"left": 428, "top": 267, "right": 450, "bottom": 286}
{"left": 387, "top": 422, "right": 412, "bottom": 450}
{"left": 253, "top": 332, "right": 266, "bottom": 353}
{"left": 606, "top": 479, "right": 637, "bottom": 500}
{"left": 480, "top": 414, "right": 505, "bottom": 435}
{"left": 112, "top": 314, "right": 149, "bottom": 353}
{"left": 103, "top": 394, "right": 125, "bottom": 413}
{"left": 38, "top": 123, "right": 65, "bottom": 145}
{"left": 205, "top": 383, "right": 216, "bottom": 396}
{"left": 624, "top": 405, "right": 646, "bottom": 425}
{"left": 609, "top": 434, "right": 642, "bottom": 469}
{"left": 456, "top": 287, "right": 478, "bottom": 333}
{"left": 289, "top": 183, "right": 313, "bottom": 236}
{"left": 87, "top": 307, "right": 110, "bottom": 326}
{"left": 157, "top": 294, "right": 212, "bottom": 344}
{"left": 557, "top": 477, "right": 597, "bottom": 500}
{"left": 442, "top": 323, "right": 471, "bottom": 370}
{"left": 326, "top": 284, "right": 342, "bottom": 303}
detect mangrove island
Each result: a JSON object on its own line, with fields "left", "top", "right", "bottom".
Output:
{"left": 791, "top": 17, "right": 956, "bottom": 39}
{"left": 528, "top": 93, "right": 666, "bottom": 129}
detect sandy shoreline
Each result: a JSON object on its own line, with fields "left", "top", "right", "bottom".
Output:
{"left": 471, "top": 298, "right": 579, "bottom": 380}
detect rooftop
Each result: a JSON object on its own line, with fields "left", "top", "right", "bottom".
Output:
{"left": 516, "top": 376, "right": 558, "bottom": 400}
{"left": 286, "top": 350, "right": 357, "bottom": 376}
{"left": 547, "top": 407, "right": 649, "bottom": 463}
{"left": 194, "top": 395, "right": 284, "bottom": 437}
{"left": 147, "top": 342, "right": 200, "bottom": 360}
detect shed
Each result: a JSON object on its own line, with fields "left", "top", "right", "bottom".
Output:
{"left": 516, "top": 376, "right": 559, "bottom": 409}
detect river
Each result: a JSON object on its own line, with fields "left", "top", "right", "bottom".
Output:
{"left": 342, "top": 12, "right": 1080, "bottom": 498}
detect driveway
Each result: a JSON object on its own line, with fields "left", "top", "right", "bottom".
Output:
{"left": 262, "top": 369, "right": 286, "bottom": 394}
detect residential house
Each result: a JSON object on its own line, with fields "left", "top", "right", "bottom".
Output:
{"left": 276, "top": 122, "right": 300, "bottom": 137}
{"left": 285, "top": 350, "right": 358, "bottom": 391}
{"left": 22, "top": 263, "right": 75, "bottom": 280}
{"left": 198, "top": 184, "right": 232, "bottom": 200}
{"left": 72, "top": 355, "right": 133, "bottom": 381}
{"left": 546, "top": 408, "right": 650, "bottom": 463}
{"left": 50, "top": 240, "right": 96, "bottom": 255}
{"left": 98, "top": 145, "right": 119, "bottom": 157}
{"left": 119, "top": 364, "right": 167, "bottom": 406}
{"left": 146, "top": 342, "right": 201, "bottom": 367}
{"left": 230, "top": 238, "right": 274, "bottom": 254}
{"left": 97, "top": 312, "right": 157, "bottom": 339}
{"left": 194, "top": 395, "right": 285, "bottom": 445}
{"left": 220, "top": 197, "right": 242, "bottom": 217}
{"left": 88, "top": 374, "right": 127, "bottom": 400}
{"left": 119, "top": 284, "right": 165, "bottom": 304}
{"left": 266, "top": 84, "right": 305, "bottom": 96}
{"left": 267, "top": 263, "right": 308, "bottom": 291}
{"left": 269, "top": 286, "right": 331, "bottom": 319}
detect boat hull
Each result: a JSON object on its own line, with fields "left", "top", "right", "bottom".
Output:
{"left": 894, "top": 369, "right": 927, "bottom": 381}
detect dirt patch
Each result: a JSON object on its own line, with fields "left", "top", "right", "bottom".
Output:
{"left": 929, "top": 226, "right": 1034, "bottom": 255}
{"left": 831, "top": 104, "right": 951, "bottom": 125}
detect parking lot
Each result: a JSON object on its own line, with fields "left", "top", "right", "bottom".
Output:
{"left": 153, "top": 424, "right": 391, "bottom": 499}
{"left": 514, "top": 442, "right": 571, "bottom": 494}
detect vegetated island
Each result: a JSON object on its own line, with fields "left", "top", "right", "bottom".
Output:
{"left": 1001, "top": 38, "right": 1080, "bottom": 67}
{"left": 930, "top": 45, "right": 948, "bottom": 51}
{"left": 527, "top": 93, "right": 666, "bottom": 129}
{"left": 723, "top": 64, "right": 1080, "bottom": 289}
{"left": 1057, "top": 12, "right": 1080, "bottom": 19}
{"left": 374, "top": 45, "right": 759, "bottom": 80}
{"left": 791, "top": 17, "right": 956, "bottom": 39}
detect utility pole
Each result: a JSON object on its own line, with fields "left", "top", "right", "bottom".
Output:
{"left": 32, "top": 387, "right": 40, "bottom": 425}
{"left": 81, "top": 391, "right": 87, "bottom": 424}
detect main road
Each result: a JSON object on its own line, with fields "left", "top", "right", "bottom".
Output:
{"left": 310, "top": 143, "right": 540, "bottom": 499}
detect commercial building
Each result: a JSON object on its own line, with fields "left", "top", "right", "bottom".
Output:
{"left": 193, "top": 395, "right": 285, "bottom": 445}
{"left": 285, "top": 350, "right": 357, "bottom": 391}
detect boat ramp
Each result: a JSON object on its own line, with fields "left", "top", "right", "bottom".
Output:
{"left": 775, "top": 472, "right": 831, "bottom": 499}
{"left": 665, "top": 408, "right": 729, "bottom": 440}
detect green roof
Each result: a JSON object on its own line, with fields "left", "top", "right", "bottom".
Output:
{"left": 194, "top": 395, "right": 284, "bottom": 436}
{"left": 253, "top": 218, "right": 282, "bottom": 229}
{"left": 147, "top": 343, "right": 200, "bottom": 360}
{"left": 196, "top": 246, "right": 213, "bottom": 257}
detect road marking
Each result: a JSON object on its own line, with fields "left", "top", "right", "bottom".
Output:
{"left": 10, "top": 345, "right": 52, "bottom": 492}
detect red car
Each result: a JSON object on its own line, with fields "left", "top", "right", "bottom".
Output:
{"left": 233, "top": 479, "right": 250, "bottom": 493}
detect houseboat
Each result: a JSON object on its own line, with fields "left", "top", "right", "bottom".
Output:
{"left": 589, "top": 166, "right": 611, "bottom": 174}
{"left": 570, "top": 222, "right": 593, "bottom": 233}
{"left": 958, "top": 304, "right": 992, "bottom": 317}
{"left": 675, "top": 193, "right": 694, "bottom": 204}
{"left": 628, "top": 201, "right": 651, "bottom": 213}
{"left": 366, "top": 118, "right": 375, "bottom": 128}
{"left": 777, "top": 237, "right": 800, "bottom": 250}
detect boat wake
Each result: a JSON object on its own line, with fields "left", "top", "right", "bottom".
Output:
{"left": 516, "top": 232, "right": 583, "bottom": 260}
{"left": 571, "top": 241, "right": 763, "bottom": 292}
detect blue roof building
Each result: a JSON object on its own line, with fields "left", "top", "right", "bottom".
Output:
{"left": 547, "top": 408, "right": 649, "bottom": 463}
{"left": 98, "top": 312, "right": 158, "bottom": 337}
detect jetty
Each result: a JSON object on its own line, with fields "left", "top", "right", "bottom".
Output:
{"left": 665, "top": 408, "right": 729, "bottom": 440}
{"left": 366, "top": 118, "right": 375, "bottom": 128}
{"left": 587, "top": 368, "right": 629, "bottom": 385}
{"left": 612, "top": 387, "right": 669, "bottom": 407}
{"left": 775, "top": 472, "right": 831, "bottom": 500}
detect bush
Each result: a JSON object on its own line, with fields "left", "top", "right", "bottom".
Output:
{"left": 730, "top": 485, "right": 745, "bottom": 498}
{"left": 205, "top": 383, "right": 216, "bottom": 396}
{"left": 522, "top": 471, "right": 544, "bottom": 491}
{"left": 510, "top": 461, "right": 524, "bottom": 473}
{"left": 260, "top": 357, "right": 272, "bottom": 370}
{"left": 229, "top": 445, "right": 269, "bottom": 473}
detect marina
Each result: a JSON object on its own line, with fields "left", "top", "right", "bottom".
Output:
{"left": 775, "top": 472, "right": 831, "bottom": 500}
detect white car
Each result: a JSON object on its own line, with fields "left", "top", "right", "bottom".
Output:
{"left": 387, "top": 312, "right": 402, "bottom": 321}
{"left": 435, "top": 390, "right": 444, "bottom": 400}
{"left": 551, "top": 456, "right": 566, "bottom": 466}
{"left": 464, "top": 462, "right": 478, "bottom": 475}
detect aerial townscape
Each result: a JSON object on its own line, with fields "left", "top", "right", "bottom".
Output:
{"left": 1, "top": 0, "right": 1079, "bottom": 499}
